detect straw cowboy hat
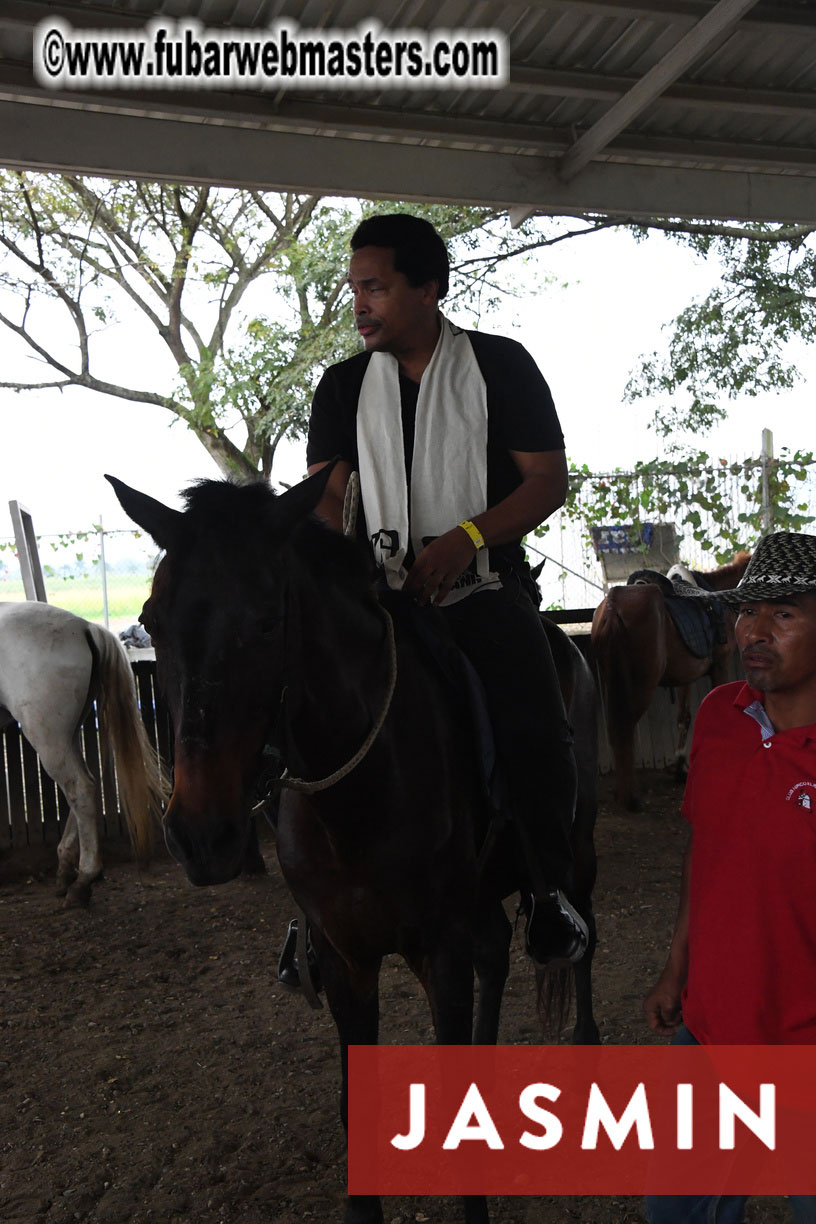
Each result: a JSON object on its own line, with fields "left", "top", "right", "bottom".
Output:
{"left": 717, "top": 531, "right": 816, "bottom": 605}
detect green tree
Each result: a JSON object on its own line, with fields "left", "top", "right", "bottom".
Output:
{"left": 620, "top": 219, "right": 816, "bottom": 436}
{"left": 532, "top": 214, "right": 816, "bottom": 554}
{"left": 0, "top": 174, "right": 564, "bottom": 480}
{"left": 2, "top": 178, "right": 814, "bottom": 547}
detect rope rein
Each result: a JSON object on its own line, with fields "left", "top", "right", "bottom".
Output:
{"left": 278, "top": 469, "right": 398, "bottom": 795}
{"left": 342, "top": 469, "right": 360, "bottom": 537}
{"left": 278, "top": 607, "right": 397, "bottom": 794}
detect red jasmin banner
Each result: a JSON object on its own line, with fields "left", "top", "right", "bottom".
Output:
{"left": 348, "top": 1045, "right": 816, "bottom": 1195}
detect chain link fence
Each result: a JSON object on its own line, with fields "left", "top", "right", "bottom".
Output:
{"left": 531, "top": 456, "right": 816, "bottom": 611}
{"left": 3, "top": 453, "right": 816, "bottom": 622}
{"left": 0, "top": 527, "right": 159, "bottom": 633}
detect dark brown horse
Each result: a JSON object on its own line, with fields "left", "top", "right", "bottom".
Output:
{"left": 108, "top": 467, "right": 599, "bottom": 1224}
{"left": 591, "top": 553, "right": 750, "bottom": 811}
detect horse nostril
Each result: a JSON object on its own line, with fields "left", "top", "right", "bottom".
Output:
{"left": 164, "top": 809, "right": 196, "bottom": 864}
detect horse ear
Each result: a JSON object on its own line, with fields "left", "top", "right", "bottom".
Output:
{"left": 106, "top": 475, "right": 183, "bottom": 550}
{"left": 270, "top": 460, "right": 339, "bottom": 536}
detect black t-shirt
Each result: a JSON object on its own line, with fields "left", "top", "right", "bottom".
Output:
{"left": 306, "top": 329, "right": 565, "bottom": 573}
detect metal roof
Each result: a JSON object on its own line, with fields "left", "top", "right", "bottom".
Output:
{"left": 1, "top": 0, "right": 816, "bottom": 221}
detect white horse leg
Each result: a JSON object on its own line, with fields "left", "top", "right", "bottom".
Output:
{"left": 0, "top": 604, "right": 110, "bottom": 907}
{"left": 55, "top": 810, "right": 79, "bottom": 896}
{"left": 42, "top": 739, "right": 102, "bottom": 907}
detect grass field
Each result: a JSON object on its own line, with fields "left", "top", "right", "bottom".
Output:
{"left": 0, "top": 573, "right": 151, "bottom": 626}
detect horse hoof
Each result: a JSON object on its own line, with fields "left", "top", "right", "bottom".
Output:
{"left": 55, "top": 868, "right": 77, "bottom": 897}
{"left": 64, "top": 880, "right": 93, "bottom": 908}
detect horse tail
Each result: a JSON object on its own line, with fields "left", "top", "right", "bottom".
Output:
{"left": 592, "top": 593, "right": 637, "bottom": 732}
{"left": 536, "top": 965, "right": 573, "bottom": 1038}
{"left": 85, "top": 623, "right": 166, "bottom": 865}
{"left": 591, "top": 591, "right": 645, "bottom": 809}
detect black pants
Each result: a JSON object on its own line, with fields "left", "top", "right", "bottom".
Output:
{"left": 439, "top": 571, "right": 576, "bottom": 892}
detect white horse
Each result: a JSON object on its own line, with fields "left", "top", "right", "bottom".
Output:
{"left": 0, "top": 601, "right": 165, "bottom": 905}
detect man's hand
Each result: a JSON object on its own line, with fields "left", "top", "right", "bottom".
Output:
{"left": 643, "top": 967, "right": 685, "bottom": 1036}
{"left": 403, "top": 527, "right": 477, "bottom": 606}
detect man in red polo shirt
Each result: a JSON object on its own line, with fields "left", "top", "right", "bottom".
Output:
{"left": 643, "top": 530, "right": 816, "bottom": 1224}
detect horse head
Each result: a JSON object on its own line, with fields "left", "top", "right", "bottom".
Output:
{"left": 106, "top": 466, "right": 358, "bottom": 886}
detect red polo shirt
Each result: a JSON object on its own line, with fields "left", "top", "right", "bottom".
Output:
{"left": 682, "top": 681, "right": 816, "bottom": 1044}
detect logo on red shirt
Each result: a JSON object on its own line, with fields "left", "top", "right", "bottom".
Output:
{"left": 786, "top": 781, "right": 816, "bottom": 810}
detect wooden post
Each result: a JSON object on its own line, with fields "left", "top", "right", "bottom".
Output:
{"left": 5, "top": 725, "right": 29, "bottom": 847}
{"left": 0, "top": 734, "right": 11, "bottom": 852}
{"left": 8, "top": 501, "right": 47, "bottom": 602}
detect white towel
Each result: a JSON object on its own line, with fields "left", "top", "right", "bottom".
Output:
{"left": 356, "top": 316, "right": 501, "bottom": 606}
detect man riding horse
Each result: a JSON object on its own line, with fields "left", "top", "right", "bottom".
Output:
{"left": 279, "top": 212, "right": 587, "bottom": 978}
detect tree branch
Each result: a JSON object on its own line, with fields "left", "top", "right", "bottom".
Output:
{"left": 0, "top": 301, "right": 82, "bottom": 380}
{"left": 453, "top": 218, "right": 620, "bottom": 274}
{"left": 0, "top": 301, "right": 183, "bottom": 412}
{"left": 67, "top": 178, "right": 171, "bottom": 299}
{"left": 570, "top": 213, "right": 815, "bottom": 245}
{"left": 319, "top": 272, "right": 348, "bottom": 329}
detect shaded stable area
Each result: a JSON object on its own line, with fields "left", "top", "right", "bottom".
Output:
{"left": 0, "top": 773, "right": 795, "bottom": 1224}
{"left": 0, "top": 0, "right": 806, "bottom": 857}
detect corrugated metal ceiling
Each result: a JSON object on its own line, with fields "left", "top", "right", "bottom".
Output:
{"left": 1, "top": 0, "right": 815, "bottom": 221}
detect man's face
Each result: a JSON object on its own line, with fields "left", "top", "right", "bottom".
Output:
{"left": 347, "top": 245, "right": 437, "bottom": 355}
{"left": 735, "top": 594, "right": 816, "bottom": 698}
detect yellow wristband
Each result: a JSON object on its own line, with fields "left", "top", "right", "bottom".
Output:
{"left": 458, "top": 519, "right": 485, "bottom": 551}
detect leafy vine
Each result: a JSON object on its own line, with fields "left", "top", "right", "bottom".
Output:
{"left": 551, "top": 446, "right": 815, "bottom": 564}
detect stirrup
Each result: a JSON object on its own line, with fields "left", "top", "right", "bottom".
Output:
{"left": 277, "top": 918, "right": 301, "bottom": 988}
{"left": 277, "top": 917, "right": 324, "bottom": 998}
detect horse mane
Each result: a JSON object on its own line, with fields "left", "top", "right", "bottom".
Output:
{"left": 180, "top": 477, "right": 276, "bottom": 528}
{"left": 178, "top": 477, "right": 374, "bottom": 589}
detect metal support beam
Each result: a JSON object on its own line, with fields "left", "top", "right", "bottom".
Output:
{"left": 510, "top": 65, "right": 816, "bottom": 121}
{"left": 509, "top": 207, "right": 535, "bottom": 228}
{"left": 558, "top": 0, "right": 762, "bottom": 182}
{"left": 1, "top": 89, "right": 814, "bottom": 175}
{"left": 3, "top": 100, "right": 816, "bottom": 223}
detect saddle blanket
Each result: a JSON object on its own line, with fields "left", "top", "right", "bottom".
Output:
{"left": 664, "top": 596, "right": 715, "bottom": 659}
{"left": 626, "top": 569, "right": 726, "bottom": 658}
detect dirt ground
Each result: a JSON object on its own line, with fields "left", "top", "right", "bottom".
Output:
{"left": 0, "top": 772, "right": 794, "bottom": 1224}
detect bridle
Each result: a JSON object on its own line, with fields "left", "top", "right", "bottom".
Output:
{"left": 272, "top": 469, "right": 399, "bottom": 795}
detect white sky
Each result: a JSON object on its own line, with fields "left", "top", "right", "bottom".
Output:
{"left": 0, "top": 216, "right": 811, "bottom": 539}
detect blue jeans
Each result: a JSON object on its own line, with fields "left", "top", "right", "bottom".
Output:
{"left": 645, "top": 1026, "right": 816, "bottom": 1224}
